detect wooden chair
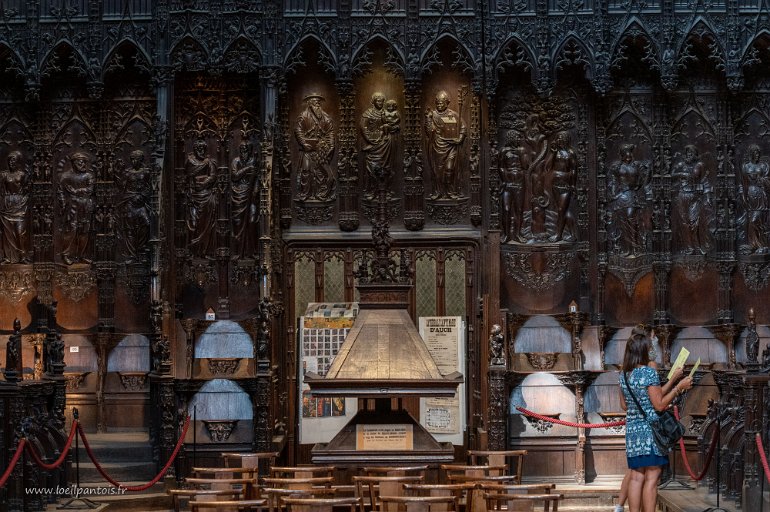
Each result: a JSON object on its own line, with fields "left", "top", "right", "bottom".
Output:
{"left": 193, "top": 466, "right": 263, "bottom": 479}
{"left": 439, "top": 465, "right": 508, "bottom": 484}
{"left": 353, "top": 475, "right": 424, "bottom": 512}
{"left": 361, "top": 466, "right": 429, "bottom": 478}
{"left": 478, "top": 483, "right": 554, "bottom": 495}
{"left": 444, "top": 474, "right": 518, "bottom": 485}
{"left": 185, "top": 477, "right": 259, "bottom": 502}
{"left": 467, "top": 450, "right": 527, "bottom": 484}
{"left": 189, "top": 498, "right": 267, "bottom": 512}
{"left": 484, "top": 492, "right": 563, "bottom": 512}
{"left": 283, "top": 496, "right": 360, "bottom": 512}
{"left": 168, "top": 488, "right": 243, "bottom": 512}
{"left": 402, "top": 484, "right": 471, "bottom": 512}
{"left": 262, "top": 476, "right": 335, "bottom": 491}
{"left": 270, "top": 466, "right": 336, "bottom": 479}
{"left": 379, "top": 495, "right": 457, "bottom": 512}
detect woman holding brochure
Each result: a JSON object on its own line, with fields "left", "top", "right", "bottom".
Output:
{"left": 617, "top": 326, "right": 693, "bottom": 512}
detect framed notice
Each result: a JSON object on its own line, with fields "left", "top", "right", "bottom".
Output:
{"left": 356, "top": 424, "right": 414, "bottom": 451}
{"left": 298, "top": 303, "right": 359, "bottom": 444}
{"left": 418, "top": 316, "right": 465, "bottom": 445}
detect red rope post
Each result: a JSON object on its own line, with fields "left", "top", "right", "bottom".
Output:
{"left": 0, "top": 439, "right": 27, "bottom": 489}
{"left": 673, "top": 405, "right": 718, "bottom": 481}
{"left": 25, "top": 420, "right": 78, "bottom": 471}
{"left": 77, "top": 414, "right": 190, "bottom": 492}
{"left": 757, "top": 433, "right": 770, "bottom": 485}
{"left": 515, "top": 406, "right": 626, "bottom": 428}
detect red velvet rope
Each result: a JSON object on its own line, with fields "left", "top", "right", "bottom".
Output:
{"left": 25, "top": 420, "right": 78, "bottom": 471}
{"left": 757, "top": 433, "right": 770, "bottom": 485}
{"left": 77, "top": 415, "right": 190, "bottom": 492}
{"left": 0, "top": 440, "right": 27, "bottom": 489}
{"left": 672, "top": 406, "right": 718, "bottom": 481}
{"left": 515, "top": 406, "right": 626, "bottom": 428}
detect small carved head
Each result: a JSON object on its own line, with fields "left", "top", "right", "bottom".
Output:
{"left": 238, "top": 140, "right": 253, "bottom": 159}
{"left": 385, "top": 99, "right": 397, "bottom": 112}
{"left": 620, "top": 143, "right": 635, "bottom": 161}
{"left": 371, "top": 92, "right": 385, "bottom": 109}
{"left": 13, "top": 318, "right": 21, "bottom": 332}
{"left": 684, "top": 144, "right": 698, "bottom": 161}
{"left": 554, "top": 131, "right": 571, "bottom": 149}
{"left": 129, "top": 150, "right": 145, "bottom": 169}
{"left": 69, "top": 152, "right": 90, "bottom": 172}
{"left": 193, "top": 139, "right": 207, "bottom": 157}
{"left": 434, "top": 90, "right": 450, "bottom": 111}
{"left": 747, "top": 144, "right": 761, "bottom": 163}
{"left": 7, "top": 150, "right": 23, "bottom": 170}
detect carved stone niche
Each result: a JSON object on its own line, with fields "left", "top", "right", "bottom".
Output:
{"left": 502, "top": 244, "right": 577, "bottom": 292}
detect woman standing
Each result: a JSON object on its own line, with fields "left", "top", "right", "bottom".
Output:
{"left": 618, "top": 327, "right": 693, "bottom": 512}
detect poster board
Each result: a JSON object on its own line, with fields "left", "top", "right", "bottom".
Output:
{"left": 298, "top": 303, "right": 359, "bottom": 444}
{"left": 418, "top": 316, "right": 465, "bottom": 445}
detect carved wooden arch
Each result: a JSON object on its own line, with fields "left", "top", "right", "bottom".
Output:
{"left": 102, "top": 38, "right": 153, "bottom": 81}
{"left": 0, "top": 42, "right": 26, "bottom": 80}
{"left": 221, "top": 35, "right": 263, "bottom": 74}
{"left": 52, "top": 117, "right": 100, "bottom": 154}
{"left": 284, "top": 34, "right": 337, "bottom": 77}
{"left": 741, "top": 30, "right": 770, "bottom": 73}
{"left": 170, "top": 35, "right": 210, "bottom": 72}
{"left": 39, "top": 40, "right": 91, "bottom": 81}
{"left": 350, "top": 35, "right": 406, "bottom": 77}
{"left": 493, "top": 36, "right": 537, "bottom": 86}
{"left": 675, "top": 18, "right": 727, "bottom": 76}
{"left": 421, "top": 34, "right": 476, "bottom": 77}
{"left": 609, "top": 20, "right": 660, "bottom": 76}
{"left": 552, "top": 35, "right": 595, "bottom": 82}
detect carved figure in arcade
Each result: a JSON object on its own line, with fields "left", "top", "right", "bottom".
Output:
{"left": 185, "top": 138, "right": 219, "bottom": 258}
{"left": 295, "top": 94, "right": 336, "bottom": 202}
{"left": 0, "top": 150, "right": 31, "bottom": 263}
{"left": 118, "top": 150, "right": 152, "bottom": 262}
{"left": 499, "top": 132, "right": 526, "bottom": 243}
{"left": 607, "top": 144, "right": 652, "bottom": 256}
{"left": 361, "top": 93, "right": 400, "bottom": 199}
{"left": 489, "top": 324, "right": 505, "bottom": 365}
{"left": 522, "top": 114, "right": 549, "bottom": 238}
{"left": 546, "top": 131, "right": 577, "bottom": 242}
{"left": 738, "top": 144, "right": 770, "bottom": 254}
{"left": 425, "top": 90, "right": 466, "bottom": 200}
{"left": 231, "top": 140, "right": 259, "bottom": 258}
{"left": 672, "top": 145, "right": 712, "bottom": 255}
{"left": 59, "top": 152, "right": 96, "bottom": 265}
{"left": 4, "top": 318, "right": 22, "bottom": 381}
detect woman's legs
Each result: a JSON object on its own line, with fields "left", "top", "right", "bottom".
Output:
{"left": 617, "top": 469, "right": 631, "bottom": 508}
{"left": 627, "top": 468, "right": 645, "bottom": 512}
{"left": 641, "top": 465, "right": 662, "bottom": 512}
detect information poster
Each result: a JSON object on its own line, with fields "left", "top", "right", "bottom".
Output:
{"left": 298, "top": 303, "right": 359, "bottom": 444}
{"left": 356, "top": 424, "right": 414, "bottom": 451}
{"left": 418, "top": 316, "right": 465, "bottom": 445}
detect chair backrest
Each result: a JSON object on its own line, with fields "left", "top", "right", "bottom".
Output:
{"left": 353, "top": 475, "right": 424, "bottom": 512}
{"left": 263, "top": 486, "right": 338, "bottom": 512}
{"left": 271, "top": 466, "right": 336, "bottom": 479}
{"left": 467, "top": 450, "right": 527, "bottom": 483}
{"left": 444, "top": 474, "right": 518, "bottom": 485}
{"left": 484, "top": 492, "right": 563, "bottom": 512}
{"left": 479, "top": 483, "right": 554, "bottom": 495}
{"left": 362, "top": 466, "right": 429, "bottom": 477}
{"left": 379, "top": 495, "right": 457, "bottom": 512}
{"left": 263, "top": 476, "right": 335, "bottom": 491}
{"left": 402, "top": 484, "right": 471, "bottom": 512}
{"left": 283, "top": 496, "right": 360, "bottom": 512}
{"left": 222, "top": 451, "right": 279, "bottom": 475}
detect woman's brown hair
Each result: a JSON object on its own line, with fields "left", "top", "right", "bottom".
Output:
{"left": 621, "top": 325, "right": 652, "bottom": 373}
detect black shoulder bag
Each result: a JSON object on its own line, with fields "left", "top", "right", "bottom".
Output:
{"left": 622, "top": 371, "right": 685, "bottom": 453}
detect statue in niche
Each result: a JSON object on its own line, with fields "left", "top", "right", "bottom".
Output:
{"left": 672, "top": 145, "right": 712, "bottom": 255}
{"left": 230, "top": 140, "right": 259, "bottom": 258}
{"left": 117, "top": 150, "right": 152, "bottom": 262}
{"left": 499, "top": 132, "right": 526, "bottom": 243}
{"left": 738, "top": 144, "right": 770, "bottom": 254}
{"left": 489, "top": 324, "right": 505, "bottom": 365}
{"left": 4, "top": 318, "right": 22, "bottom": 382}
{"left": 295, "top": 94, "right": 336, "bottom": 201}
{"left": 185, "top": 138, "right": 219, "bottom": 258}
{"left": 607, "top": 144, "right": 652, "bottom": 256}
{"left": 425, "top": 90, "right": 466, "bottom": 200}
{"left": 546, "top": 131, "right": 577, "bottom": 242}
{"left": 361, "top": 93, "right": 400, "bottom": 199}
{"left": 58, "top": 152, "right": 96, "bottom": 265}
{"left": 0, "top": 150, "right": 31, "bottom": 263}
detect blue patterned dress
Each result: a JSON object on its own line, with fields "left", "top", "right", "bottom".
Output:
{"left": 619, "top": 366, "right": 669, "bottom": 468}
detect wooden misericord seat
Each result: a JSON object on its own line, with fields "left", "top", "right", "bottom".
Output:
{"left": 353, "top": 475, "right": 424, "bottom": 512}
{"left": 467, "top": 450, "right": 527, "bottom": 484}
{"left": 282, "top": 496, "right": 361, "bottom": 512}
{"left": 484, "top": 492, "right": 564, "bottom": 512}
{"left": 378, "top": 495, "right": 458, "bottom": 512}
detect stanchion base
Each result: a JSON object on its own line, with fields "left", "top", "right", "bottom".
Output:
{"left": 658, "top": 479, "right": 695, "bottom": 490}
{"left": 58, "top": 497, "right": 101, "bottom": 510}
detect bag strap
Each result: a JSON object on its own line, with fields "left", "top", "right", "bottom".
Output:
{"left": 622, "top": 370, "right": 650, "bottom": 421}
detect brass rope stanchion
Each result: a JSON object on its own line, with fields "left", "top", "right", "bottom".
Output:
{"left": 59, "top": 408, "right": 99, "bottom": 510}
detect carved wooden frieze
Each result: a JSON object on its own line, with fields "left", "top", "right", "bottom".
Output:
{"left": 55, "top": 267, "right": 96, "bottom": 303}
{"left": 0, "top": 269, "right": 35, "bottom": 302}
{"left": 502, "top": 246, "right": 576, "bottom": 291}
